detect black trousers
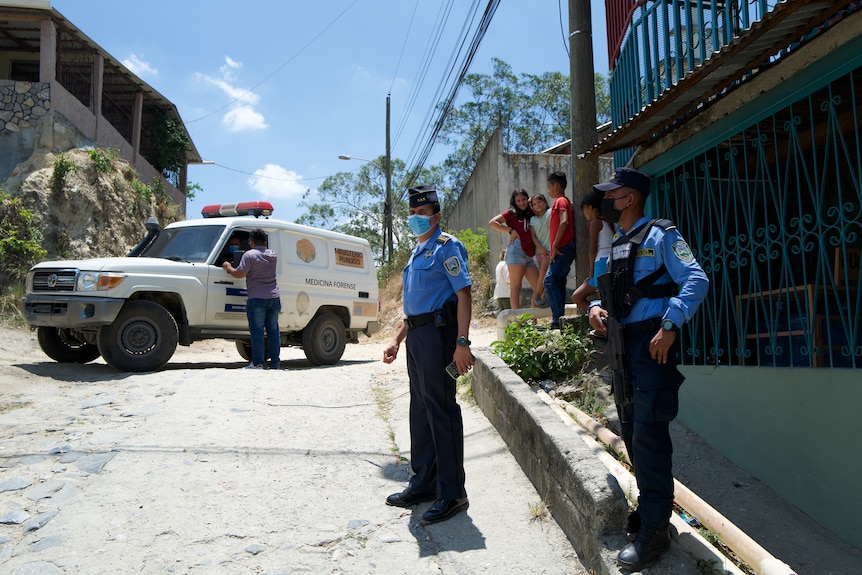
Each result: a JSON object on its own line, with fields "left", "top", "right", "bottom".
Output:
{"left": 619, "top": 323, "right": 685, "bottom": 528}
{"left": 404, "top": 321, "right": 467, "bottom": 500}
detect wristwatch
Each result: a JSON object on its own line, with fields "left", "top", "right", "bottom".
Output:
{"left": 457, "top": 336, "right": 471, "bottom": 346}
{"left": 661, "top": 319, "right": 678, "bottom": 332}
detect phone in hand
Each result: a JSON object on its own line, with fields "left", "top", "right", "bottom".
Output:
{"left": 446, "top": 361, "right": 461, "bottom": 380}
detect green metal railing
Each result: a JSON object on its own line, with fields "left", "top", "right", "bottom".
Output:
{"left": 611, "top": 0, "right": 776, "bottom": 130}
{"left": 653, "top": 69, "right": 861, "bottom": 368}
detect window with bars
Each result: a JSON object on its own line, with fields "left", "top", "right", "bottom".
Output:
{"left": 654, "top": 68, "right": 862, "bottom": 368}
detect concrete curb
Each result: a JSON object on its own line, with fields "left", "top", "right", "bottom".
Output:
{"left": 471, "top": 348, "right": 629, "bottom": 575}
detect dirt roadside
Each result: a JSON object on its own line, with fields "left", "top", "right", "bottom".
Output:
{"left": 1, "top": 322, "right": 860, "bottom": 575}
{"left": 0, "top": 323, "right": 587, "bottom": 574}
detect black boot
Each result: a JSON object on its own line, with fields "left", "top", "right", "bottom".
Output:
{"left": 625, "top": 509, "right": 641, "bottom": 539}
{"left": 617, "top": 524, "right": 671, "bottom": 571}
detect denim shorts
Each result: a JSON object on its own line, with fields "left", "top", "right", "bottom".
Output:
{"left": 588, "top": 258, "right": 608, "bottom": 288}
{"left": 505, "top": 239, "right": 537, "bottom": 268}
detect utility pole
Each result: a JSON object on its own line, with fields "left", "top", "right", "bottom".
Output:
{"left": 385, "top": 94, "right": 393, "bottom": 264}
{"left": 569, "top": 0, "right": 599, "bottom": 285}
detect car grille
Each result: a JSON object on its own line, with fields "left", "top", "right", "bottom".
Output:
{"left": 32, "top": 269, "right": 78, "bottom": 292}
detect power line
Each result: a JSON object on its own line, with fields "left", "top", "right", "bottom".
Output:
{"left": 187, "top": 1, "right": 359, "bottom": 124}
{"left": 402, "top": 0, "right": 501, "bottom": 191}
{"left": 559, "top": 0, "right": 570, "bottom": 58}
{"left": 392, "top": 0, "right": 456, "bottom": 149}
{"left": 389, "top": 0, "right": 420, "bottom": 95}
{"left": 207, "top": 162, "right": 329, "bottom": 183}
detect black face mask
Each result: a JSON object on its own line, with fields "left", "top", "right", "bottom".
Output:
{"left": 601, "top": 197, "right": 625, "bottom": 224}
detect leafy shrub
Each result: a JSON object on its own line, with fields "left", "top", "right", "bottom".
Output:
{"left": 0, "top": 190, "right": 47, "bottom": 324}
{"left": 454, "top": 227, "right": 491, "bottom": 316}
{"left": 51, "top": 153, "right": 77, "bottom": 193}
{"left": 492, "top": 315, "right": 593, "bottom": 382}
{"left": 87, "top": 147, "right": 119, "bottom": 173}
{"left": 0, "top": 191, "right": 47, "bottom": 287}
{"left": 131, "top": 178, "right": 153, "bottom": 203}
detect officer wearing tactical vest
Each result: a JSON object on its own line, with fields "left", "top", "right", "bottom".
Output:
{"left": 588, "top": 168, "right": 708, "bottom": 571}
{"left": 383, "top": 184, "right": 473, "bottom": 525}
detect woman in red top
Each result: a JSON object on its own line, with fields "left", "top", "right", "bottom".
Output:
{"left": 488, "top": 189, "right": 540, "bottom": 309}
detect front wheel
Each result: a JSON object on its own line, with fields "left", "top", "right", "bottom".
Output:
{"left": 37, "top": 327, "right": 100, "bottom": 364}
{"left": 236, "top": 340, "right": 252, "bottom": 362}
{"left": 235, "top": 340, "right": 271, "bottom": 363}
{"left": 302, "top": 312, "right": 346, "bottom": 365}
{"left": 97, "top": 301, "right": 178, "bottom": 372}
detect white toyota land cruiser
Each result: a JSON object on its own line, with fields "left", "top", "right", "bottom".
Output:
{"left": 21, "top": 201, "right": 381, "bottom": 372}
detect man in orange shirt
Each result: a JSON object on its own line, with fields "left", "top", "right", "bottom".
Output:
{"left": 543, "top": 171, "right": 576, "bottom": 329}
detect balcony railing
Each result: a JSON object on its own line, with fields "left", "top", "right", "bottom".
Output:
{"left": 610, "top": 0, "right": 778, "bottom": 130}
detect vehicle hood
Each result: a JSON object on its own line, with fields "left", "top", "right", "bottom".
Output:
{"left": 31, "top": 257, "right": 204, "bottom": 272}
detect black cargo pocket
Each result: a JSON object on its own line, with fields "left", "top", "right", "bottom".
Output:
{"left": 652, "top": 389, "right": 679, "bottom": 423}
{"left": 633, "top": 388, "right": 679, "bottom": 424}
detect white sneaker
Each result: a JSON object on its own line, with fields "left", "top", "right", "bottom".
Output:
{"left": 243, "top": 363, "right": 263, "bottom": 370}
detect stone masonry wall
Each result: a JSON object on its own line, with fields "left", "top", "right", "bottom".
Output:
{"left": 0, "top": 80, "right": 50, "bottom": 134}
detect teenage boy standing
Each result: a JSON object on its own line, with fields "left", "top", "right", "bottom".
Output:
{"left": 543, "top": 171, "right": 576, "bottom": 329}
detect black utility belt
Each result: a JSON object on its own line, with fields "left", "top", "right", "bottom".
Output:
{"left": 623, "top": 317, "right": 663, "bottom": 333}
{"left": 405, "top": 302, "right": 457, "bottom": 330}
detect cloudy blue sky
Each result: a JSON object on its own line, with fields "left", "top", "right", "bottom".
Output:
{"left": 49, "top": 0, "right": 610, "bottom": 221}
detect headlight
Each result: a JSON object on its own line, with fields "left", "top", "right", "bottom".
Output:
{"left": 76, "top": 272, "right": 125, "bottom": 291}
{"left": 25, "top": 270, "right": 35, "bottom": 293}
{"left": 77, "top": 272, "right": 99, "bottom": 291}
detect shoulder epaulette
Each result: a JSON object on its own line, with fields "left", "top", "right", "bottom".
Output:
{"left": 436, "top": 234, "right": 452, "bottom": 245}
{"left": 629, "top": 218, "right": 677, "bottom": 244}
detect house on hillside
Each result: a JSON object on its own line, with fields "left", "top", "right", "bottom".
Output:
{"left": 0, "top": 0, "right": 201, "bottom": 213}
{"left": 585, "top": 0, "right": 861, "bottom": 549}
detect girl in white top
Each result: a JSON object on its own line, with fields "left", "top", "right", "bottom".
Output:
{"left": 528, "top": 194, "right": 551, "bottom": 307}
{"left": 573, "top": 190, "right": 613, "bottom": 312}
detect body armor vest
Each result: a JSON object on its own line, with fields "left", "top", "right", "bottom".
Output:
{"left": 598, "top": 218, "right": 679, "bottom": 319}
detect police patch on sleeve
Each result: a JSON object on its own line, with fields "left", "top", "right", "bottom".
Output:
{"left": 443, "top": 256, "right": 462, "bottom": 276}
{"left": 672, "top": 241, "right": 694, "bottom": 263}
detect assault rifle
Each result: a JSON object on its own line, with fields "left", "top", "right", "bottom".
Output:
{"left": 592, "top": 273, "right": 633, "bottom": 423}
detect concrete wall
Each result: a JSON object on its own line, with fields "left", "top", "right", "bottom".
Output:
{"left": 0, "top": 80, "right": 49, "bottom": 178}
{"left": 679, "top": 365, "right": 862, "bottom": 549}
{"left": 0, "top": 79, "right": 185, "bottom": 212}
{"left": 447, "top": 128, "right": 576, "bottom": 289}
{"left": 471, "top": 348, "right": 628, "bottom": 575}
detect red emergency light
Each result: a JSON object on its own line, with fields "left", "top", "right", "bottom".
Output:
{"left": 201, "top": 201, "right": 274, "bottom": 218}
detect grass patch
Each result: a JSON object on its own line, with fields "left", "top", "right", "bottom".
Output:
{"left": 528, "top": 496, "right": 550, "bottom": 523}
{"left": 0, "top": 395, "right": 28, "bottom": 413}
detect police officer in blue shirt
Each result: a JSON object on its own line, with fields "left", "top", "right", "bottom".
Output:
{"left": 588, "top": 168, "right": 708, "bottom": 571}
{"left": 383, "top": 184, "right": 473, "bottom": 524}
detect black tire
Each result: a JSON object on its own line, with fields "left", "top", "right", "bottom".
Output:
{"left": 302, "top": 312, "right": 346, "bottom": 366}
{"left": 236, "top": 340, "right": 252, "bottom": 362}
{"left": 37, "top": 327, "right": 100, "bottom": 364}
{"left": 235, "top": 340, "right": 271, "bottom": 363}
{"left": 97, "top": 301, "right": 178, "bottom": 372}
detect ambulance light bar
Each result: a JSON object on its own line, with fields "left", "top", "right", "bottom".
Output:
{"left": 201, "top": 201, "right": 274, "bottom": 218}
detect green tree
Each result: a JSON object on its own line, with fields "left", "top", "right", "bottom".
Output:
{"left": 437, "top": 58, "right": 611, "bottom": 193}
{"left": 296, "top": 158, "right": 443, "bottom": 264}
{"left": 0, "top": 190, "right": 47, "bottom": 288}
{"left": 151, "top": 110, "right": 191, "bottom": 186}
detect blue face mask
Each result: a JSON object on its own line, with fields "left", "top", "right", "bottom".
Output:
{"left": 408, "top": 214, "right": 433, "bottom": 236}
{"left": 228, "top": 245, "right": 240, "bottom": 254}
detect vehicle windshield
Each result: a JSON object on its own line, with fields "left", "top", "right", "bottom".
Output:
{"left": 138, "top": 225, "right": 225, "bottom": 263}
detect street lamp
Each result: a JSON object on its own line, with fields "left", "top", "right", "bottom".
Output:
{"left": 339, "top": 152, "right": 393, "bottom": 264}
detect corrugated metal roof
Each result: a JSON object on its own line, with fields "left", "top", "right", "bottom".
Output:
{"left": 585, "top": 0, "right": 855, "bottom": 158}
{"left": 0, "top": 2, "right": 202, "bottom": 163}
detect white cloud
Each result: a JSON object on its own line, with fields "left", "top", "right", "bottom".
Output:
{"left": 247, "top": 164, "right": 307, "bottom": 200}
{"left": 222, "top": 105, "right": 268, "bottom": 132}
{"left": 123, "top": 54, "right": 157, "bottom": 77}
{"left": 197, "top": 56, "right": 266, "bottom": 132}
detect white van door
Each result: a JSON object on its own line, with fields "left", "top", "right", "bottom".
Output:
{"left": 205, "top": 266, "right": 249, "bottom": 329}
